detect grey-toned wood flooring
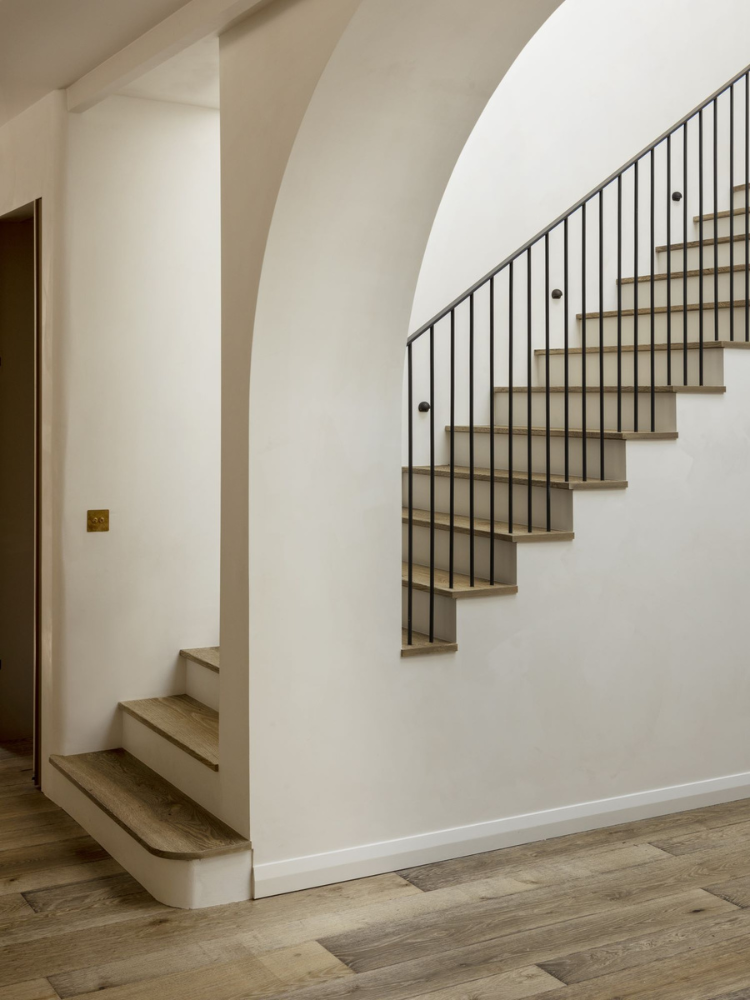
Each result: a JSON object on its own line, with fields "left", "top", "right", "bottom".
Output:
{"left": 4, "top": 738, "right": 750, "bottom": 999}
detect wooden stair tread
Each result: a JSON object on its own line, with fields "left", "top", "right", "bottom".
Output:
{"left": 407, "top": 464, "right": 627, "bottom": 490}
{"left": 535, "top": 340, "right": 750, "bottom": 356}
{"left": 179, "top": 647, "right": 220, "bottom": 673}
{"left": 120, "top": 695, "right": 219, "bottom": 770}
{"left": 694, "top": 207, "right": 750, "bottom": 222}
{"left": 403, "top": 507, "right": 573, "bottom": 543}
{"left": 402, "top": 562, "right": 517, "bottom": 598}
{"left": 401, "top": 630, "right": 457, "bottom": 657}
{"left": 494, "top": 385, "right": 725, "bottom": 395}
{"left": 620, "top": 264, "right": 750, "bottom": 284}
{"left": 578, "top": 299, "right": 750, "bottom": 320}
{"left": 49, "top": 749, "right": 248, "bottom": 860}
{"left": 452, "top": 424, "right": 677, "bottom": 441}
{"left": 656, "top": 233, "right": 747, "bottom": 252}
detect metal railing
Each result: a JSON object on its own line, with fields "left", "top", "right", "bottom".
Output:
{"left": 404, "top": 62, "right": 750, "bottom": 647}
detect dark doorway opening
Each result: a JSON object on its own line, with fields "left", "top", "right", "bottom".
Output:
{"left": 0, "top": 200, "right": 41, "bottom": 782}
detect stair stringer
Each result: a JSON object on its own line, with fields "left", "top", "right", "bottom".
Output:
{"left": 442, "top": 352, "right": 750, "bottom": 820}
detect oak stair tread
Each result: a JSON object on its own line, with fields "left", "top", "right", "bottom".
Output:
{"left": 119, "top": 694, "right": 219, "bottom": 771}
{"left": 401, "top": 630, "right": 457, "bottom": 657}
{"left": 578, "top": 299, "right": 750, "bottom": 320}
{"left": 49, "top": 749, "right": 248, "bottom": 860}
{"left": 454, "top": 424, "right": 678, "bottom": 441}
{"left": 619, "top": 264, "right": 750, "bottom": 284}
{"left": 656, "top": 232, "right": 748, "bottom": 252}
{"left": 407, "top": 464, "right": 627, "bottom": 490}
{"left": 535, "top": 340, "right": 750, "bottom": 356}
{"left": 402, "top": 562, "right": 517, "bottom": 598}
{"left": 179, "top": 647, "right": 220, "bottom": 673}
{"left": 403, "top": 506, "right": 574, "bottom": 543}
{"left": 494, "top": 384, "right": 725, "bottom": 395}
{"left": 694, "top": 206, "right": 750, "bottom": 222}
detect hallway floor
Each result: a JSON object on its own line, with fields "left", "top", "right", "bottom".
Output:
{"left": 3, "top": 741, "right": 750, "bottom": 999}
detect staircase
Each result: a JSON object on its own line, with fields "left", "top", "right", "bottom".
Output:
{"left": 47, "top": 646, "right": 247, "bottom": 908}
{"left": 402, "top": 64, "right": 750, "bottom": 656}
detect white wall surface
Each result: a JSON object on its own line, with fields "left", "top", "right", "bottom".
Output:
{"left": 412, "top": 0, "right": 750, "bottom": 330}
{"left": 57, "top": 96, "right": 220, "bottom": 757}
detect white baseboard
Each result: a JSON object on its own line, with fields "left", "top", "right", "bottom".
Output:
{"left": 252, "top": 769, "right": 750, "bottom": 898}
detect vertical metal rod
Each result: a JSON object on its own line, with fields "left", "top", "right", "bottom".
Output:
{"left": 650, "top": 148, "right": 655, "bottom": 432}
{"left": 713, "top": 98, "right": 719, "bottom": 341}
{"left": 746, "top": 72, "right": 749, "bottom": 342}
{"left": 527, "top": 249, "right": 533, "bottom": 531}
{"left": 449, "top": 309, "right": 455, "bottom": 589}
{"left": 407, "top": 343, "right": 413, "bottom": 645}
{"left": 599, "top": 190, "right": 604, "bottom": 479}
{"left": 633, "top": 160, "right": 639, "bottom": 433}
{"left": 469, "top": 296, "right": 475, "bottom": 585}
{"left": 581, "top": 202, "right": 587, "bottom": 481}
{"left": 489, "top": 278, "right": 496, "bottom": 582}
{"left": 429, "top": 325, "right": 435, "bottom": 642}
{"left": 508, "top": 263, "right": 514, "bottom": 532}
{"left": 699, "top": 108, "right": 705, "bottom": 384}
{"left": 684, "top": 122, "right": 689, "bottom": 383}
{"left": 544, "top": 233, "right": 551, "bottom": 530}
{"left": 564, "top": 218, "right": 570, "bottom": 481}
{"left": 731, "top": 84, "right": 735, "bottom": 340}
{"left": 617, "top": 174, "right": 623, "bottom": 431}
{"left": 667, "top": 133, "right": 672, "bottom": 386}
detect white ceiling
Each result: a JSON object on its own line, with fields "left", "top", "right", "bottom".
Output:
{"left": 118, "top": 36, "right": 220, "bottom": 110}
{"left": 0, "top": 0, "right": 192, "bottom": 127}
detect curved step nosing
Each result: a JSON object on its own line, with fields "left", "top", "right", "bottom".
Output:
{"left": 119, "top": 700, "right": 218, "bottom": 771}
{"left": 49, "top": 755, "right": 246, "bottom": 860}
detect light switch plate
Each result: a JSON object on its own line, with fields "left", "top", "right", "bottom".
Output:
{"left": 87, "top": 509, "right": 109, "bottom": 532}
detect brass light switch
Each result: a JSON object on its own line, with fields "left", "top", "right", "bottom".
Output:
{"left": 87, "top": 510, "right": 109, "bottom": 532}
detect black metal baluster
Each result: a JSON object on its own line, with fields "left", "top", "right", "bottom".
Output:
{"left": 407, "top": 342, "right": 413, "bottom": 645}
{"left": 713, "top": 98, "right": 719, "bottom": 341}
{"left": 545, "top": 233, "right": 551, "bottom": 529}
{"left": 508, "top": 263, "right": 514, "bottom": 532}
{"left": 527, "top": 249, "right": 533, "bottom": 531}
{"left": 581, "top": 203, "right": 587, "bottom": 481}
{"left": 564, "top": 218, "right": 570, "bottom": 480}
{"left": 667, "top": 134, "right": 672, "bottom": 386}
{"left": 731, "top": 84, "right": 735, "bottom": 341}
{"left": 469, "top": 296, "right": 475, "bottom": 585}
{"left": 633, "top": 160, "right": 639, "bottom": 432}
{"left": 650, "top": 148, "right": 655, "bottom": 431}
{"left": 449, "top": 309, "right": 455, "bottom": 589}
{"left": 684, "top": 122, "right": 689, "bottom": 383}
{"left": 699, "top": 108, "right": 705, "bottom": 384}
{"left": 489, "top": 278, "right": 495, "bottom": 582}
{"left": 429, "top": 325, "right": 435, "bottom": 641}
{"left": 599, "top": 189, "right": 604, "bottom": 480}
{"left": 617, "top": 174, "right": 623, "bottom": 431}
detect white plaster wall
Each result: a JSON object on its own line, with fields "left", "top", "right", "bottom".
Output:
{"left": 58, "top": 95, "right": 221, "bottom": 755}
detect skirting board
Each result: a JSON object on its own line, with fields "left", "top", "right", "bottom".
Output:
{"left": 252, "top": 769, "right": 750, "bottom": 897}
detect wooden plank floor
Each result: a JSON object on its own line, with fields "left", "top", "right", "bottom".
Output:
{"left": 4, "top": 740, "right": 750, "bottom": 999}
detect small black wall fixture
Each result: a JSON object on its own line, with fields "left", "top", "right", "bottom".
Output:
{"left": 418, "top": 401, "right": 431, "bottom": 412}
{"left": 551, "top": 288, "right": 563, "bottom": 299}
{"left": 672, "top": 191, "right": 683, "bottom": 201}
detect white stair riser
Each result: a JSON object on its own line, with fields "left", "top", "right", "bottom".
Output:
{"left": 732, "top": 187, "right": 750, "bottom": 210}
{"left": 494, "top": 390, "right": 677, "bottom": 432}
{"left": 121, "top": 712, "right": 221, "bottom": 816}
{"left": 656, "top": 241, "right": 749, "bottom": 271}
{"left": 185, "top": 660, "right": 219, "bottom": 712}
{"left": 620, "top": 270, "right": 750, "bottom": 309}
{"left": 540, "top": 347, "right": 724, "bottom": 387}
{"left": 699, "top": 213, "right": 750, "bottom": 240}
{"left": 576, "top": 305, "right": 745, "bottom": 346}
{"left": 450, "top": 428, "right": 625, "bottom": 480}
{"left": 403, "top": 470, "right": 575, "bottom": 531}
{"left": 402, "top": 522, "right": 516, "bottom": 583}
{"left": 402, "top": 586, "right": 455, "bottom": 641}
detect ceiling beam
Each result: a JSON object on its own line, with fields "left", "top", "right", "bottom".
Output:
{"left": 66, "top": 0, "right": 274, "bottom": 113}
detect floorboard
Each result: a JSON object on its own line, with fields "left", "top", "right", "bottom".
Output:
{"left": 2, "top": 747, "right": 750, "bottom": 999}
